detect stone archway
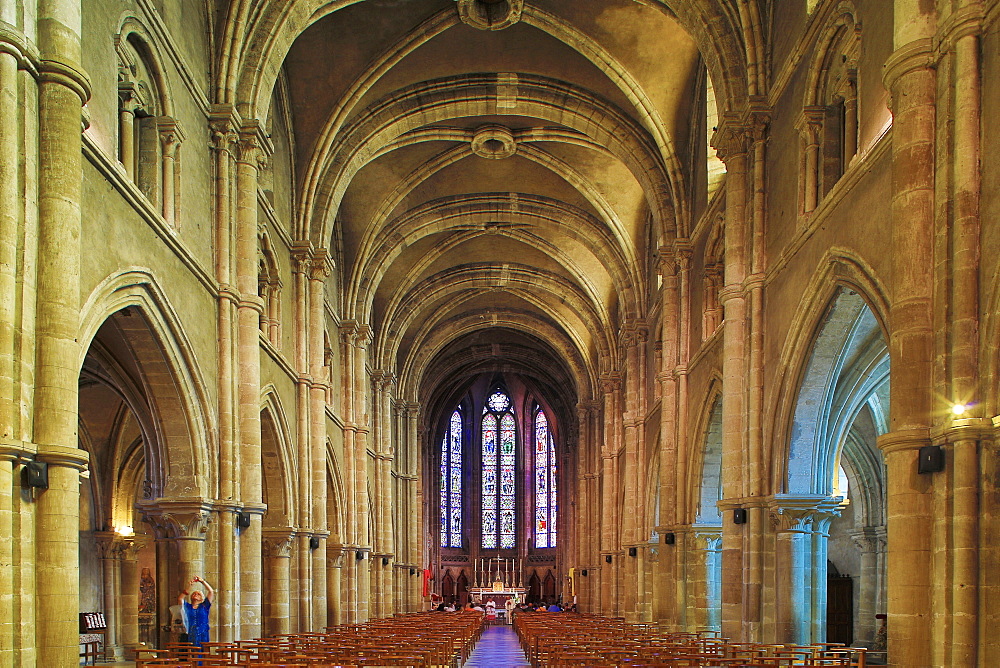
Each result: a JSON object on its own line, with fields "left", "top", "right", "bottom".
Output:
{"left": 77, "top": 272, "right": 215, "bottom": 657}
{"left": 774, "top": 287, "right": 888, "bottom": 650}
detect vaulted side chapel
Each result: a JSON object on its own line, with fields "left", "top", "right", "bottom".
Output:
{"left": 1, "top": 0, "right": 999, "bottom": 666}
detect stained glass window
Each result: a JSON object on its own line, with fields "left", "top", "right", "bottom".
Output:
{"left": 483, "top": 389, "right": 515, "bottom": 549}
{"left": 534, "top": 408, "right": 557, "bottom": 548}
{"left": 440, "top": 409, "right": 463, "bottom": 548}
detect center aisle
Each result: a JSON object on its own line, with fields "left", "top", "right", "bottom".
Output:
{"left": 463, "top": 623, "right": 531, "bottom": 667}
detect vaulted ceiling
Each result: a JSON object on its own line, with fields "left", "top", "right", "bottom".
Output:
{"left": 278, "top": 0, "right": 704, "bottom": 413}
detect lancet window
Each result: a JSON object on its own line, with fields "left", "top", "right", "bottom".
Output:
{"left": 482, "top": 390, "right": 516, "bottom": 549}
{"left": 534, "top": 408, "right": 557, "bottom": 548}
{"left": 440, "top": 409, "right": 463, "bottom": 548}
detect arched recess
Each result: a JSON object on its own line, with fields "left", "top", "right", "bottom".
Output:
{"left": 260, "top": 389, "right": 296, "bottom": 529}
{"left": 77, "top": 270, "right": 215, "bottom": 655}
{"left": 260, "top": 389, "right": 296, "bottom": 637}
{"left": 773, "top": 280, "right": 889, "bottom": 649}
{"left": 682, "top": 390, "right": 723, "bottom": 634}
{"left": 115, "top": 16, "right": 183, "bottom": 225}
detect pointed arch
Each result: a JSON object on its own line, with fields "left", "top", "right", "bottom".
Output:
{"left": 260, "top": 387, "right": 297, "bottom": 527}
{"left": 692, "top": 385, "right": 725, "bottom": 525}
{"left": 79, "top": 269, "right": 216, "bottom": 499}
{"left": 767, "top": 250, "right": 889, "bottom": 494}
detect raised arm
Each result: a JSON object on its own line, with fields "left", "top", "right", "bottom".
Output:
{"left": 195, "top": 576, "right": 215, "bottom": 603}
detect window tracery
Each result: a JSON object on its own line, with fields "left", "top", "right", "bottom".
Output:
{"left": 440, "top": 409, "right": 463, "bottom": 548}
{"left": 482, "top": 389, "right": 515, "bottom": 549}
{"left": 534, "top": 408, "right": 557, "bottom": 548}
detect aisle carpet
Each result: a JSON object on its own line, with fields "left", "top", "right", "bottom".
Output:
{"left": 463, "top": 624, "right": 530, "bottom": 667}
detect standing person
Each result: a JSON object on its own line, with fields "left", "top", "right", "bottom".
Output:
{"left": 504, "top": 596, "right": 516, "bottom": 624}
{"left": 177, "top": 576, "right": 214, "bottom": 647}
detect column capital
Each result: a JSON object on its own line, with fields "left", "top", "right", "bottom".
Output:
{"left": 156, "top": 116, "right": 185, "bottom": 152}
{"left": 309, "top": 249, "right": 332, "bottom": 281}
{"left": 935, "top": 3, "right": 984, "bottom": 54}
{"left": 38, "top": 56, "right": 91, "bottom": 104}
{"left": 0, "top": 21, "right": 40, "bottom": 73}
{"left": 767, "top": 494, "right": 845, "bottom": 535}
{"left": 95, "top": 531, "right": 125, "bottom": 559}
{"left": 883, "top": 38, "right": 935, "bottom": 93}
{"left": 599, "top": 371, "right": 622, "bottom": 394}
{"left": 35, "top": 444, "right": 90, "bottom": 471}
{"left": 262, "top": 528, "right": 296, "bottom": 558}
{"left": 849, "top": 525, "right": 887, "bottom": 553}
{"left": 137, "top": 498, "right": 214, "bottom": 540}
{"left": 877, "top": 427, "right": 931, "bottom": 455}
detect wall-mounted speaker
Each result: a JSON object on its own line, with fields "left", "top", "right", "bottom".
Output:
{"left": 628, "top": 547, "right": 637, "bottom": 557}
{"left": 382, "top": 557, "right": 389, "bottom": 566}
{"left": 309, "top": 536, "right": 320, "bottom": 550}
{"left": 663, "top": 532, "right": 676, "bottom": 545}
{"left": 22, "top": 461, "right": 48, "bottom": 489}
{"left": 918, "top": 445, "right": 945, "bottom": 474}
{"left": 356, "top": 550, "right": 366, "bottom": 560}
{"left": 236, "top": 511, "right": 252, "bottom": 528}
{"left": 581, "top": 569, "right": 588, "bottom": 577}
{"left": 410, "top": 568, "right": 416, "bottom": 576}
{"left": 605, "top": 554, "right": 612, "bottom": 564}
{"left": 733, "top": 508, "right": 747, "bottom": 524}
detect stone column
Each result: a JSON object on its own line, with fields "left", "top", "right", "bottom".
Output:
{"left": 209, "top": 107, "right": 239, "bottom": 643}
{"left": 120, "top": 537, "right": 146, "bottom": 657}
{"left": 683, "top": 528, "right": 722, "bottom": 633}
{"left": 598, "top": 373, "right": 620, "bottom": 617}
{"left": 353, "top": 326, "right": 373, "bottom": 622}
{"left": 881, "top": 4, "right": 937, "bottom": 661}
{"left": 404, "top": 404, "right": 421, "bottom": 612}
{"left": 797, "top": 108, "right": 824, "bottom": 214}
{"left": 850, "top": 526, "right": 886, "bottom": 648}
{"left": 946, "top": 7, "right": 983, "bottom": 664}
{"left": 309, "top": 252, "right": 330, "bottom": 629}
{"left": 620, "top": 325, "right": 642, "bottom": 621}
{"left": 657, "top": 246, "right": 681, "bottom": 627}
{"left": 96, "top": 533, "right": 123, "bottom": 659}
{"left": 769, "top": 495, "right": 843, "bottom": 645}
{"left": 262, "top": 529, "right": 294, "bottom": 637}
{"left": 33, "top": 0, "right": 90, "bottom": 661}
{"left": 235, "top": 125, "right": 265, "bottom": 639}
{"left": 140, "top": 501, "right": 212, "bottom": 640}
{"left": 157, "top": 119, "right": 182, "bottom": 227}
{"left": 327, "top": 547, "right": 344, "bottom": 626}
{"left": 292, "top": 249, "right": 314, "bottom": 630}
{"left": 714, "top": 116, "right": 749, "bottom": 641}
{"left": 745, "top": 110, "right": 769, "bottom": 644}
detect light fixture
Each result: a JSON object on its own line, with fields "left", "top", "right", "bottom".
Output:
{"left": 951, "top": 403, "right": 967, "bottom": 416}
{"left": 115, "top": 525, "right": 134, "bottom": 537}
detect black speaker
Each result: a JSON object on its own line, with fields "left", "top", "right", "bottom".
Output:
{"left": 410, "top": 568, "right": 416, "bottom": 576}
{"left": 236, "top": 511, "right": 252, "bottom": 528}
{"left": 663, "top": 532, "right": 675, "bottom": 545}
{"left": 309, "top": 536, "right": 320, "bottom": 550}
{"left": 382, "top": 556, "right": 389, "bottom": 566}
{"left": 22, "top": 461, "right": 48, "bottom": 489}
{"left": 918, "top": 445, "right": 945, "bottom": 474}
{"left": 733, "top": 508, "right": 747, "bottom": 524}
{"left": 628, "top": 547, "right": 637, "bottom": 557}
{"left": 581, "top": 569, "right": 588, "bottom": 577}
{"left": 605, "top": 554, "right": 612, "bottom": 564}
{"left": 356, "top": 550, "right": 366, "bottom": 560}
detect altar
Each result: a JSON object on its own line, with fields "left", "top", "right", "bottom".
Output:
{"left": 467, "top": 558, "right": 526, "bottom": 613}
